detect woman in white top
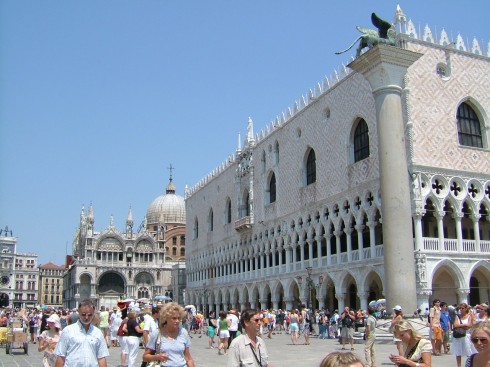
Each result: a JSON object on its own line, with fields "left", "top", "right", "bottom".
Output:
{"left": 453, "top": 303, "right": 477, "bottom": 367}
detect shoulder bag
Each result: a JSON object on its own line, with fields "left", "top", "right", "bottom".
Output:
{"left": 141, "top": 333, "right": 162, "bottom": 367}
{"left": 453, "top": 316, "right": 466, "bottom": 338}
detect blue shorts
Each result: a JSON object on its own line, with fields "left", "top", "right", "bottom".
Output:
{"left": 290, "top": 322, "right": 299, "bottom": 332}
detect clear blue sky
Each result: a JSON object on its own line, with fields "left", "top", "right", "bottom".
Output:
{"left": 1, "top": 1, "right": 488, "bottom": 265}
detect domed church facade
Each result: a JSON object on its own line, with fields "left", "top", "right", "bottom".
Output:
{"left": 62, "top": 176, "right": 186, "bottom": 309}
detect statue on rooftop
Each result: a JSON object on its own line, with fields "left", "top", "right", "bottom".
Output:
{"left": 335, "top": 12, "right": 396, "bottom": 57}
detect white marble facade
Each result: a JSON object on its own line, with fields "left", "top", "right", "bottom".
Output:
{"left": 185, "top": 7, "right": 490, "bottom": 315}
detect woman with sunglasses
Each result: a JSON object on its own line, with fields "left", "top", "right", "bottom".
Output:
{"left": 227, "top": 309, "right": 269, "bottom": 367}
{"left": 466, "top": 321, "right": 490, "bottom": 367}
{"left": 453, "top": 303, "right": 477, "bottom": 367}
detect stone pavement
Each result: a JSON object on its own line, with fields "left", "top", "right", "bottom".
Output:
{"left": 0, "top": 323, "right": 463, "bottom": 366}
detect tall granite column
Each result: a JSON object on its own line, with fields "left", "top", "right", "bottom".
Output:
{"left": 349, "top": 45, "right": 422, "bottom": 312}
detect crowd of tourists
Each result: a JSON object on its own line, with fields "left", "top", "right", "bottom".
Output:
{"left": 0, "top": 299, "right": 489, "bottom": 367}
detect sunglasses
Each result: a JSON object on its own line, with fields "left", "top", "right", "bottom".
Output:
{"left": 471, "top": 337, "right": 489, "bottom": 345}
{"left": 251, "top": 318, "right": 262, "bottom": 323}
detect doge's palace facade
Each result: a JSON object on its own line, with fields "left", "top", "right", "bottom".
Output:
{"left": 185, "top": 7, "right": 490, "bottom": 314}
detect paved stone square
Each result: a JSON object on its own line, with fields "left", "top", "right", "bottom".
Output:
{"left": 0, "top": 322, "right": 463, "bottom": 367}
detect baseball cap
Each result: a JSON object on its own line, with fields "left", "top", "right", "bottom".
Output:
{"left": 393, "top": 305, "right": 402, "bottom": 311}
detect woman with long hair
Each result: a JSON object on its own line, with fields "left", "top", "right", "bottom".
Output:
{"left": 207, "top": 310, "right": 217, "bottom": 349}
{"left": 453, "top": 303, "right": 477, "bottom": 367}
{"left": 38, "top": 314, "right": 61, "bottom": 367}
{"left": 289, "top": 309, "right": 300, "bottom": 345}
{"left": 467, "top": 320, "right": 490, "bottom": 367}
{"left": 217, "top": 310, "right": 231, "bottom": 355}
{"left": 142, "top": 302, "right": 195, "bottom": 367}
{"left": 390, "top": 320, "right": 432, "bottom": 367}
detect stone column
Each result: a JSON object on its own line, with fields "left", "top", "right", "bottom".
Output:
{"left": 355, "top": 225, "right": 364, "bottom": 260}
{"left": 457, "top": 289, "right": 470, "bottom": 305}
{"left": 367, "top": 221, "right": 377, "bottom": 258}
{"left": 454, "top": 213, "right": 464, "bottom": 252}
{"left": 435, "top": 211, "right": 445, "bottom": 252}
{"left": 345, "top": 227, "right": 353, "bottom": 262}
{"left": 413, "top": 210, "right": 425, "bottom": 251}
{"left": 358, "top": 291, "right": 369, "bottom": 311}
{"left": 336, "top": 293, "right": 345, "bottom": 312}
{"left": 472, "top": 214, "right": 481, "bottom": 252}
{"left": 284, "top": 297, "right": 294, "bottom": 311}
{"left": 349, "top": 45, "right": 422, "bottom": 312}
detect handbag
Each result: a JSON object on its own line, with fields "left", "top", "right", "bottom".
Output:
{"left": 141, "top": 333, "right": 162, "bottom": 367}
{"left": 453, "top": 316, "right": 466, "bottom": 338}
{"left": 453, "top": 327, "right": 466, "bottom": 338}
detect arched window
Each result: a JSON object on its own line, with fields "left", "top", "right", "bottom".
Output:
{"left": 225, "top": 198, "right": 232, "bottom": 224}
{"left": 268, "top": 172, "right": 276, "bottom": 204}
{"left": 306, "top": 149, "right": 316, "bottom": 185}
{"left": 193, "top": 218, "right": 199, "bottom": 239}
{"left": 457, "top": 102, "right": 483, "bottom": 148}
{"left": 208, "top": 209, "right": 214, "bottom": 232}
{"left": 274, "top": 141, "right": 280, "bottom": 164}
{"left": 242, "top": 192, "right": 250, "bottom": 217}
{"left": 354, "top": 119, "right": 370, "bottom": 162}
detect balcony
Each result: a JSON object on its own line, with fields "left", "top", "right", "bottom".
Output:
{"left": 234, "top": 216, "right": 252, "bottom": 231}
{"left": 422, "top": 238, "right": 490, "bottom": 254}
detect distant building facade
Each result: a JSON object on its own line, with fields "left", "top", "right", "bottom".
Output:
{"left": 185, "top": 7, "right": 490, "bottom": 315}
{"left": 0, "top": 226, "right": 39, "bottom": 308}
{"left": 62, "top": 177, "right": 187, "bottom": 309}
{"left": 38, "top": 262, "right": 65, "bottom": 307}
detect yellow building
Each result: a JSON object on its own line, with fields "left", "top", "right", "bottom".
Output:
{"left": 38, "top": 262, "right": 65, "bottom": 307}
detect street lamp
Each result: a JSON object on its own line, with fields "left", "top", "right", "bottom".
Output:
{"left": 297, "top": 267, "right": 324, "bottom": 309}
{"left": 200, "top": 282, "right": 210, "bottom": 316}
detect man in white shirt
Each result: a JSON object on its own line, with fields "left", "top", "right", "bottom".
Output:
{"left": 143, "top": 307, "right": 160, "bottom": 347}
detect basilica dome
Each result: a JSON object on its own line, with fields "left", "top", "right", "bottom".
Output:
{"left": 146, "top": 179, "right": 186, "bottom": 224}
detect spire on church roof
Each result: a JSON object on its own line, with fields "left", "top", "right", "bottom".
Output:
{"left": 126, "top": 206, "right": 133, "bottom": 226}
{"left": 87, "top": 204, "right": 94, "bottom": 224}
{"left": 246, "top": 117, "right": 255, "bottom": 147}
{"left": 394, "top": 4, "right": 407, "bottom": 33}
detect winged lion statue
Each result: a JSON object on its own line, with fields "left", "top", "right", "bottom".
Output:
{"left": 335, "top": 12, "right": 396, "bottom": 57}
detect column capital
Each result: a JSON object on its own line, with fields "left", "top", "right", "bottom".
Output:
{"left": 458, "top": 288, "right": 471, "bottom": 296}
{"left": 348, "top": 44, "right": 422, "bottom": 91}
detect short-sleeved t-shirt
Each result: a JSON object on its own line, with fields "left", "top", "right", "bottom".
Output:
{"left": 366, "top": 315, "right": 376, "bottom": 338}
{"left": 147, "top": 327, "right": 191, "bottom": 367}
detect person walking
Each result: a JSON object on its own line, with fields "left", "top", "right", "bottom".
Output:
{"left": 124, "top": 310, "right": 143, "bottom": 367}
{"left": 207, "top": 310, "right": 217, "bottom": 349}
{"left": 217, "top": 311, "right": 231, "bottom": 355}
{"left": 54, "top": 299, "right": 109, "bottom": 367}
{"left": 452, "top": 303, "right": 477, "bottom": 367}
{"left": 39, "top": 314, "right": 61, "bottom": 367}
{"left": 142, "top": 302, "right": 195, "bottom": 367}
{"left": 440, "top": 301, "right": 452, "bottom": 354}
{"left": 98, "top": 306, "right": 110, "bottom": 348}
{"left": 429, "top": 299, "right": 443, "bottom": 355}
{"left": 364, "top": 307, "right": 377, "bottom": 367}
